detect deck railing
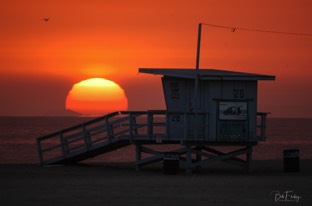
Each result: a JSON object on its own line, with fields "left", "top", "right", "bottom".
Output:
{"left": 257, "top": 112, "right": 268, "bottom": 141}
{"left": 37, "top": 110, "right": 268, "bottom": 165}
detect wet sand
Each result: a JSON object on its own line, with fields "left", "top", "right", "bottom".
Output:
{"left": 1, "top": 160, "right": 311, "bottom": 206}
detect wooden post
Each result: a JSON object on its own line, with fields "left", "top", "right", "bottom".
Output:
{"left": 132, "top": 113, "right": 139, "bottom": 136}
{"left": 186, "top": 145, "right": 192, "bottom": 174}
{"left": 129, "top": 113, "right": 133, "bottom": 143}
{"left": 183, "top": 113, "right": 187, "bottom": 140}
{"left": 36, "top": 139, "right": 44, "bottom": 166}
{"left": 261, "top": 113, "right": 267, "bottom": 141}
{"left": 82, "top": 125, "right": 91, "bottom": 150}
{"left": 105, "top": 116, "right": 113, "bottom": 140}
{"left": 246, "top": 145, "right": 253, "bottom": 172}
{"left": 147, "top": 112, "right": 153, "bottom": 139}
{"left": 165, "top": 112, "right": 169, "bottom": 140}
{"left": 195, "top": 146, "right": 202, "bottom": 171}
{"left": 195, "top": 23, "right": 202, "bottom": 72}
{"left": 135, "top": 144, "right": 142, "bottom": 171}
{"left": 192, "top": 23, "right": 202, "bottom": 112}
{"left": 60, "top": 133, "right": 68, "bottom": 158}
{"left": 205, "top": 113, "right": 209, "bottom": 140}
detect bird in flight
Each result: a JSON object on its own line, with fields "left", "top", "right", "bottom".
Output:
{"left": 43, "top": 18, "right": 50, "bottom": 22}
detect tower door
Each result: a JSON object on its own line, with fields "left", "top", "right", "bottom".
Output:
{"left": 217, "top": 101, "right": 249, "bottom": 141}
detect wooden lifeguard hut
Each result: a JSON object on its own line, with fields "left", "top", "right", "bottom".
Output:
{"left": 36, "top": 67, "right": 275, "bottom": 173}
{"left": 136, "top": 68, "right": 275, "bottom": 172}
{"left": 36, "top": 24, "right": 275, "bottom": 173}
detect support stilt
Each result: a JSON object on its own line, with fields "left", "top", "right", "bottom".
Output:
{"left": 195, "top": 146, "right": 202, "bottom": 171}
{"left": 186, "top": 145, "right": 193, "bottom": 174}
{"left": 246, "top": 145, "right": 253, "bottom": 172}
{"left": 135, "top": 144, "right": 142, "bottom": 171}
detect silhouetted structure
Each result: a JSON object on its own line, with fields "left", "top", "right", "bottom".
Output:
{"left": 37, "top": 68, "right": 275, "bottom": 173}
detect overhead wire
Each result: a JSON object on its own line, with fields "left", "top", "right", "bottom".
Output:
{"left": 201, "top": 23, "right": 312, "bottom": 37}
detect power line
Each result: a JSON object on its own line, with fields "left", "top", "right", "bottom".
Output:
{"left": 201, "top": 22, "right": 312, "bottom": 37}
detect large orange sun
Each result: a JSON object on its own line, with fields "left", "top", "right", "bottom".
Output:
{"left": 66, "top": 78, "right": 128, "bottom": 116}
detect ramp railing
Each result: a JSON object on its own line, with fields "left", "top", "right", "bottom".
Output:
{"left": 36, "top": 111, "right": 168, "bottom": 165}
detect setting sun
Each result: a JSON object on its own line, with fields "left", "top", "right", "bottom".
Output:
{"left": 66, "top": 78, "right": 128, "bottom": 116}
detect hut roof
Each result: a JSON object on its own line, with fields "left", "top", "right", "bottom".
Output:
{"left": 139, "top": 68, "right": 275, "bottom": 81}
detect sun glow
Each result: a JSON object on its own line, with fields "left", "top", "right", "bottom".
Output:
{"left": 66, "top": 78, "right": 128, "bottom": 116}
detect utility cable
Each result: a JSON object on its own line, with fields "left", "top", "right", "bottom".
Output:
{"left": 201, "top": 23, "right": 312, "bottom": 37}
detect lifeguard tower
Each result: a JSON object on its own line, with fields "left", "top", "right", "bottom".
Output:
{"left": 36, "top": 67, "right": 275, "bottom": 173}
{"left": 136, "top": 68, "right": 275, "bottom": 172}
{"left": 36, "top": 23, "right": 275, "bottom": 173}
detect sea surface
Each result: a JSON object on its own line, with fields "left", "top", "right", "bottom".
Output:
{"left": 0, "top": 116, "right": 311, "bottom": 164}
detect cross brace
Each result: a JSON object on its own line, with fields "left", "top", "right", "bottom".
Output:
{"left": 135, "top": 143, "right": 256, "bottom": 173}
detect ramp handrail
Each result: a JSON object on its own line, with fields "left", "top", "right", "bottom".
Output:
{"left": 36, "top": 110, "right": 169, "bottom": 165}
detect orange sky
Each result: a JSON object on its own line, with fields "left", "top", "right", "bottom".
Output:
{"left": 1, "top": 0, "right": 312, "bottom": 117}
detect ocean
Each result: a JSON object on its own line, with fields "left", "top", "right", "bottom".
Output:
{"left": 0, "top": 117, "right": 311, "bottom": 164}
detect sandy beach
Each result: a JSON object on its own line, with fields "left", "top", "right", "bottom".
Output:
{"left": 1, "top": 160, "right": 311, "bottom": 206}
